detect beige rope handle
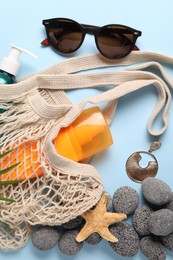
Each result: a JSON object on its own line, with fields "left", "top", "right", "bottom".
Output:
{"left": 1, "top": 51, "right": 173, "bottom": 97}
{"left": 27, "top": 56, "right": 173, "bottom": 134}
{"left": 1, "top": 51, "right": 173, "bottom": 136}
{"left": 26, "top": 51, "right": 173, "bottom": 76}
{"left": 0, "top": 69, "right": 167, "bottom": 99}
{"left": 26, "top": 68, "right": 171, "bottom": 133}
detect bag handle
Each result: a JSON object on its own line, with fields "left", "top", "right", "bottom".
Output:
{"left": 27, "top": 51, "right": 173, "bottom": 76}
{"left": 1, "top": 51, "right": 173, "bottom": 98}
{"left": 27, "top": 66, "right": 171, "bottom": 136}
{"left": 1, "top": 51, "right": 173, "bottom": 136}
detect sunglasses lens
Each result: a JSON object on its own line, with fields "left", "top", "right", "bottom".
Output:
{"left": 97, "top": 25, "right": 135, "bottom": 59}
{"left": 47, "top": 19, "right": 83, "bottom": 54}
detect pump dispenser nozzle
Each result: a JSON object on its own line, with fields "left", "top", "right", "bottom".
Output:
{"left": 0, "top": 43, "right": 37, "bottom": 76}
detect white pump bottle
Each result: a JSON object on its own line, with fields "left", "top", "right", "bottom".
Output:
{"left": 0, "top": 44, "right": 37, "bottom": 84}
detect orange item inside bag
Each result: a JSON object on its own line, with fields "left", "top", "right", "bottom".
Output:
{"left": 54, "top": 106, "right": 113, "bottom": 161}
{"left": 0, "top": 141, "right": 43, "bottom": 181}
{"left": 0, "top": 106, "right": 113, "bottom": 181}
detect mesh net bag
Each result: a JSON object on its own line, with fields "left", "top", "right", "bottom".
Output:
{"left": 0, "top": 88, "right": 104, "bottom": 249}
{"left": 0, "top": 52, "right": 173, "bottom": 250}
{"left": 0, "top": 221, "right": 31, "bottom": 250}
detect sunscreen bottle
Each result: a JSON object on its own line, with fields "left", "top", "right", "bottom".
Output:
{"left": 0, "top": 44, "right": 37, "bottom": 114}
{"left": 54, "top": 106, "right": 113, "bottom": 161}
{"left": 0, "top": 44, "right": 37, "bottom": 84}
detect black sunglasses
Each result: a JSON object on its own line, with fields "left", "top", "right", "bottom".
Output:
{"left": 41, "top": 18, "right": 142, "bottom": 59}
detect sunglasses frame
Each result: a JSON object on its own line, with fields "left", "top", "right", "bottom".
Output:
{"left": 42, "top": 18, "right": 142, "bottom": 59}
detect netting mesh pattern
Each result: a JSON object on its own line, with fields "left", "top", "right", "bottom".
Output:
{"left": 0, "top": 92, "right": 103, "bottom": 250}
{"left": 0, "top": 221, "right": 31, "bottom": 250}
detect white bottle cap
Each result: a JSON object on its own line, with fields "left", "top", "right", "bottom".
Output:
{"left": 0, "top": 43, "right": 37, "bottom": 76}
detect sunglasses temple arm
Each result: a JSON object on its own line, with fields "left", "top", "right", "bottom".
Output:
{"left": 133, "top": 45, "right": 139, "bottom": 50}
{"left": 41, "top": 38, "right": 50, "bottom": 46}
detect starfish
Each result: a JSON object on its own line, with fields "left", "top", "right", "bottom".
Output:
{"left": 76, "top": 193, "right": 127, "bottom": 243}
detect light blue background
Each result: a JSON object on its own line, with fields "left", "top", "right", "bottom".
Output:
{"left": 0, "top": 0, "right": 173, "bottom": 259}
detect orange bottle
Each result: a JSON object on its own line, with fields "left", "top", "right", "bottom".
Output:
{"left": 0, "top": 106, "right": 113, "bottom": 181}
{"left": 54, "top": 106, "right": 113, "bottom": 161}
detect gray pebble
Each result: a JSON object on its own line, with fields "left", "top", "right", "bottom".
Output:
{"left": 160, "top": 232, "right": 173, "bottom": 252}
{"left": 166, "top": 193, "right": 173, "bottom": 211}
{"left": 31, "top": 226, "right": 61, "bottom": 250}
{"left": 62, "top": 216, "right": 83, "bottom": 230}
{"left": 140, "top": 236, "right": 166, "bottom": 259}
{"left": 142, "top": 177, "right": 172, "bottom": 205}
{"left": 85, "top": 232, "right": 102, "bottom": 245}
{"left": 109, "top": 221, "right": 139, "bottom": 257}
{"left": 148, "top": 255, "right": 167, "bottom": 260}
{"left": 104, "top": 192, "right": 113, "bottom": 211}
{"left": 113, "top": 186, "right": 139, "bottom": 215}
{"left": 133, "top": 204, "right": 153, "bottom": 236}
{"left": 148, "top": 209, "right": 173, "bottom": 236}
{"left": 58, "top": 230, "right": 83, "bottom": 255}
